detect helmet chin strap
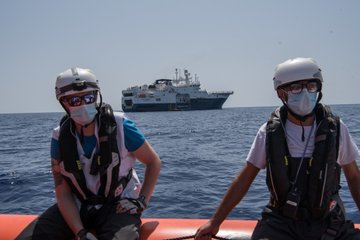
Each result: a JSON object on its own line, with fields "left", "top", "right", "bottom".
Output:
{"left": 59, "top": 101, "right": 70, "bottom": 119}
{"left": 96, "top": 92, "right": 103, "bottom": 110}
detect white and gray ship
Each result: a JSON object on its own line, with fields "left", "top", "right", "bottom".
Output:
{"left": 121, "top": 69, "right": 233, "bottom": 112}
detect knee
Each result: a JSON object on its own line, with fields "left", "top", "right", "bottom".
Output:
{"left": 111, "top": 225, "right": 140, "bottom": 240}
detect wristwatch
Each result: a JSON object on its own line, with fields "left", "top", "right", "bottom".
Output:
{"left": 76, "top": 228, "right": 87, "bottom": 240}
{"left": 137, "top": 194, "right": 147, "bottom": 208}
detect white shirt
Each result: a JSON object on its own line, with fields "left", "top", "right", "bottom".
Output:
{"left": 246, "top": 119, "right": 360, "bottom": 169}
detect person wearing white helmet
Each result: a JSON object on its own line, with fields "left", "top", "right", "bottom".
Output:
{"left": 195, "top": 58, "right": 360, "bottom": 240}
{"left": 55, "top": 68, "right": 102, "bottom": 128}
{"left": 17, "top": 68, "right": 161, "bottom": 240}
{"left": 273, "top": 57, "right": 324, "bottom": 122}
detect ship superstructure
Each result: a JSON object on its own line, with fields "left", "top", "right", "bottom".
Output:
{"left": 121, "top": 69, "right": 233, "bottom": 112}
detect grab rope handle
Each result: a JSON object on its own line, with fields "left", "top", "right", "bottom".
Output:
{"left": 164, "top": 234, "right": 232, "bottom": 240}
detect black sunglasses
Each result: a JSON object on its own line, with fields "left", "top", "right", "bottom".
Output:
{"left": 64, "top": 92, "right": 96, "bottom": 107}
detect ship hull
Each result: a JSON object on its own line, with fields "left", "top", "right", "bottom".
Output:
{"left": 121, "top": 69, "right": 233, "bottom": 112}
{"left": 122, "top": 97, "right": 228, "bottom": 112}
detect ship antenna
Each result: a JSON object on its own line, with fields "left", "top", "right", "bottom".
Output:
{"left": 175, "top": 68, "right": 178, "bottom": 80}
{"left": 184, "top": 69, "right": 191, "bottom": 84}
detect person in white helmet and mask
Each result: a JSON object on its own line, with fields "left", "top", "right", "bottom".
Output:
{"left": 195, "top": 58, "right": 360, "bottom": 240}
{"left": 17, "top": 68, "right": 161, "bottom": 240}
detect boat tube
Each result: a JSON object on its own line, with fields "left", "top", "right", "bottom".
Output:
{"left": 1, "top": 214, "right": 359, "bottom": 240}
{"left": 0, "top": 214, "right": 255, "bottom": 240}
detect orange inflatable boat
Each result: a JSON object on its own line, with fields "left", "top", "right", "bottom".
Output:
{"left": 0, "top": 214, "right": 255, "bottom": 240}
{"left": 1, "top": 214, "right": 359, "bottom": 239}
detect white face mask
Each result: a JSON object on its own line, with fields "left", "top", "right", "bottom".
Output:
{"left": 68, "top": 103, "right": 97, "bottom": 126}
{"left": 287, "top": 89, "right": 317, "bottom": 116}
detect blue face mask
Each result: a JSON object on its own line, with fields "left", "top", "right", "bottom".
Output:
{"left": 68, "top": 103, "right": 97, "bottom": 126}
{"left": 287, "top": 89, "right": 317, "bottom": 116}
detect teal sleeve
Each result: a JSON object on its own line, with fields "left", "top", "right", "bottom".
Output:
{"left": 123, "top": 118, "right": 145, "bottom": 152}
{"left": 50, "top": 138, "right": 60, "bottom": 160}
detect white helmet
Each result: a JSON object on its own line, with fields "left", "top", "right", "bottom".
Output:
{"left": 55, "top": 67, "right": 100, "bottom": 100}
{"left": 273, "top": 57, "right": 323, "bottom": 90}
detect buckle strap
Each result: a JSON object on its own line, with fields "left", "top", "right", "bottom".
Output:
{"left": 321, "top": 199, "right": 345, "bottom": 240}
{"left": 321, "top": 228, "right": 337, "bottom": 240}
{"left": 115, "top": 168, "right": 133, "bottom": 196}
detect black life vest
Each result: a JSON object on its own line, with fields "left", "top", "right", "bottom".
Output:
{"left": 58, "top": 104, "right": 126, "bottom": 205}
{"left": 265, "top": 103, "right": 341, "bottom": 219}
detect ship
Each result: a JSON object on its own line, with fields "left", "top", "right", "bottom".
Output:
{"left": 121, "top": 69, "right": 234, "bottom": 112}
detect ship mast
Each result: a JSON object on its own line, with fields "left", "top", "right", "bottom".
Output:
{"left": 175, "top": 68, "right": 178, "bottom": 81}
{"left": 184, "top": 69, "right": 191, "bottom": 85}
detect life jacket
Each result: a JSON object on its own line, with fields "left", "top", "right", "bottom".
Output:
{"left": 265, "top": 103, "right": 341, "bottom": 219}
{"left": 58, "top": 104, "right": 130, "bottom": 205}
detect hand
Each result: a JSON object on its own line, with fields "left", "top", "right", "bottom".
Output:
{"left": 77, "top": 229, "right": 98, "bottom": 240}
{"left": 194, "top": 221, "right": 219, "bottom": 240}
{"left": 116, "top": 197, "right": 147, "bottom": 214}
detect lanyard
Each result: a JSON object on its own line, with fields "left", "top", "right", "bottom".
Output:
{"left": 289, "top": 122, "right": 315, "bottom": 191}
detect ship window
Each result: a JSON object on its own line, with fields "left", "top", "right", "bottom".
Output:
{"left": 124, "top": 100, "right": 133, "bottom": 106}
{"left": 156, "top": 98, "right": 161, "bottom": 101}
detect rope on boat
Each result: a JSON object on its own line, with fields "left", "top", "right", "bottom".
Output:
{"left": 164, "top": 234, "right": 232, "bottom": 240}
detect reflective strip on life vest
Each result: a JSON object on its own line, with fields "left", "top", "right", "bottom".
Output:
{"left": 104, "top": 152, "right": 120, "bottom": 197}
{"left": 59, "top": 161, "right": 87, "bottom": 200}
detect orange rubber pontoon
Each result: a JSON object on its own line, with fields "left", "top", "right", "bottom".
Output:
{"left": 0, "top": 214, "right": 255, "bottom": 240}
{"left": 1, "top": 214, "right": 359, "bottom": 240}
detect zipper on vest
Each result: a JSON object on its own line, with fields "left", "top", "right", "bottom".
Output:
{"left": 319, "top": 163, "right": 328, "bottom": 207}
{"left": 315, "top": 118, "right": 326, "bottom": 207}
{"left": 60, "top": 162, "right": 87, "bottom": 201}
{"left": 268, "top": 163, "right": 279, "bottom": 202}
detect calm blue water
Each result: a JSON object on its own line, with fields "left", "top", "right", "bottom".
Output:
{"left": 1, "top": 105, "right": 359, "bottom": 222}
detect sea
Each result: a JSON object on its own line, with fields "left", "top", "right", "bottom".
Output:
{"left": 1, "top": 105, "right": 360, "bottom": 223}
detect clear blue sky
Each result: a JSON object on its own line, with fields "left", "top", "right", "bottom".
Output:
{"left": 1, "top": 1, "right": 359, "bottom": 113}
